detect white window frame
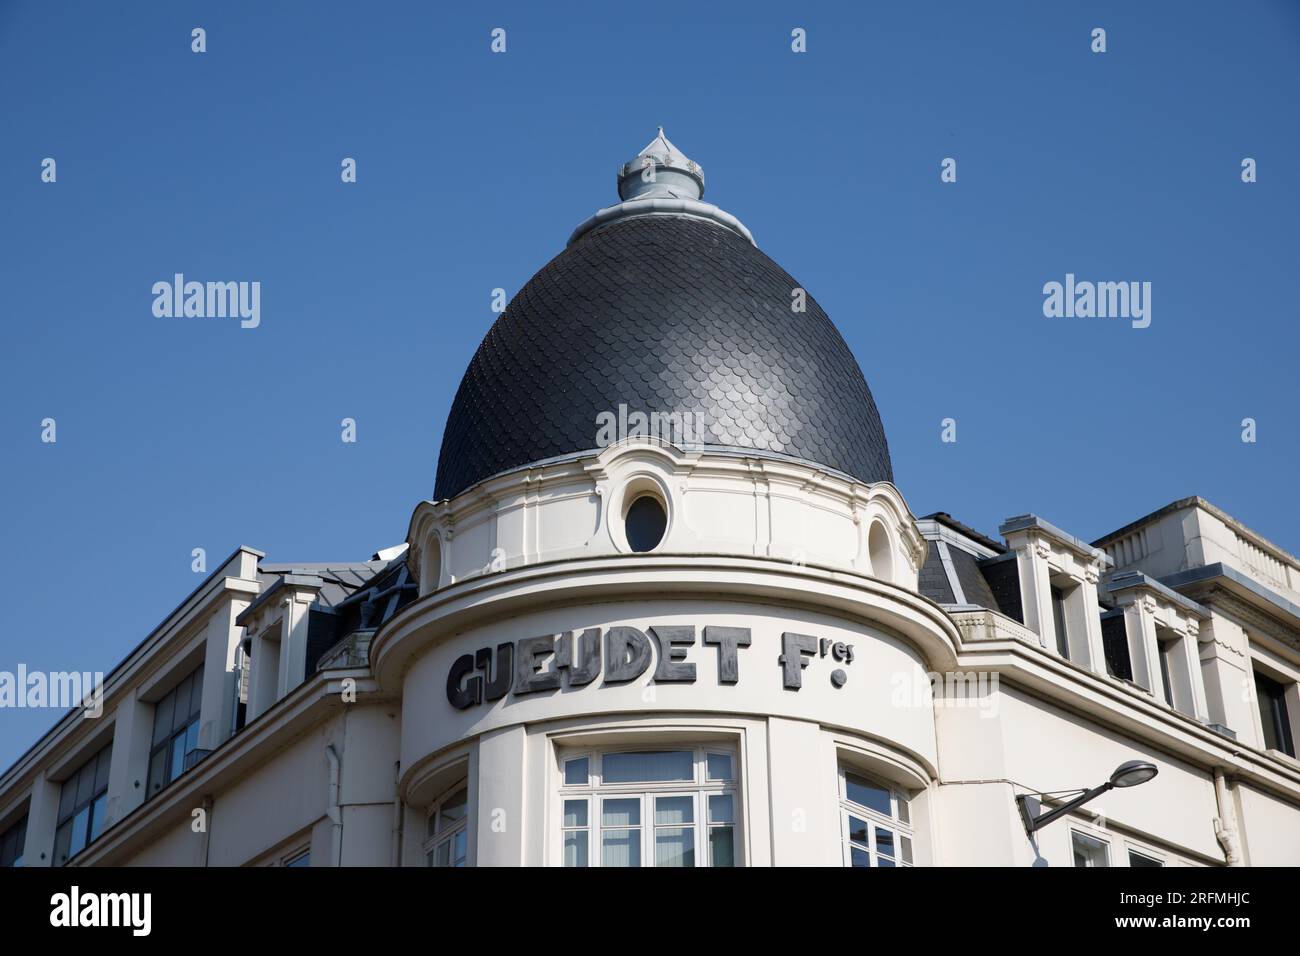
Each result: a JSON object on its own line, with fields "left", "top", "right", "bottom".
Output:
{"left": 424, "top": 780, "right": 469, "bottom": 867}
{"left": 1125, "top": 844, "right": 1165, "bottom": 868}
{"left": 1070, "top": 827, "right": 1111, "bottom": 867}
{"left": 837, "top": 765, "right": 914, "bottom": 867}
{"left": 557, "top": 746, "right": 739, "bottom": 867}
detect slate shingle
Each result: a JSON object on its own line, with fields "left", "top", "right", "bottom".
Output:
{"left": 435, "top": 215, "right": 893, "bottom": 499}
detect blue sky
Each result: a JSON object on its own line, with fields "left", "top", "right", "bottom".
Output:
{"left": 1, "top": 0, "right": 1297, "bottom": 767}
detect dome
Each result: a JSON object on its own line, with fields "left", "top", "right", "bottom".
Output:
{"left": 434, "top": 133, "right": 893, "bottom": 501}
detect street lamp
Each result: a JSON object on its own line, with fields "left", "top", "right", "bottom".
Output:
{"left": 1016, "top": 760, "right": 1158, "bottom": 835}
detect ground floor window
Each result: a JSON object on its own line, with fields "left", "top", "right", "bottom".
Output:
{"left": 838, "top": 765, "right": 913, "bottom": 867}
{"left": 425, "top": 783, "right": 469, "bottom": 867}
{"left": 1072, "top": 830, "right": 1110, "bottom": 867}
{"left": 559, "top": 746, "right": 738, "bottom": 867}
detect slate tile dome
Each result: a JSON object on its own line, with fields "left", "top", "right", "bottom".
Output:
{"left": 434, "top": 133, "right": 893, "bottom": 501}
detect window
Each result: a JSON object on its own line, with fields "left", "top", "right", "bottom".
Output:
{"left": 1051, "top": 586, "right": 1070, "bottom": 658}
{"left": 1156, "top": 626, "right": 1196, "bottom": 716}
{"left": 282, "top": 849, "right": 310, "bottom": 867}
{"left": 0, "top": 814, "right": 26, "bottom": 868}
{"left": 1128, "top": 849, "right": 1163, "bottom": 867}
{"left": 559, "top": 746, "right": 738, "bottom": 867}
{"left": 54, "top": 745, "right": 111, "bottom": 865}
{"left": 1072, "top": 830, "right": 1109, "bottom": 867}
{"left": 625, "top": 495, "right": 667, "bottom": 553}
{"left": 838, "top": 766, "right": 913, "bottom": 867}
{"left": 425, "top": 783, "right": 469, "bottom": 867}
{"left": 147, "top": 664, "right": 205, "bottom": 799}
{"left": 1255, "top": 671, "right": 1296, "bottom": 757}
{"left": 231, "top": 642, "right": 250, "bottom": 735}
{"left": 1101, "top": 613, "right": 1133, "bottom": 682}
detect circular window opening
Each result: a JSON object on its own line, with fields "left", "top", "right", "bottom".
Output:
{"left": 625, "top": 495, "right": 667, "bottom": 553}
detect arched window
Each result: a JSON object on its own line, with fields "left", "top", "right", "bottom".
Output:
{"left": 838, "top": 766, "right": 913, "bottom": 867}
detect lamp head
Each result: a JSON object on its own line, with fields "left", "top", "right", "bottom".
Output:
{"left": 1109, "top": 760, "right": 1158, "bottom": 789}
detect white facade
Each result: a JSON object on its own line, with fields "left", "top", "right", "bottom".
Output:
{"left": 2, "top": 444, "right": 1298, "bottom": 868}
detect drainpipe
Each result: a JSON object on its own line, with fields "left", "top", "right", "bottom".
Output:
{"left": 325, "top": 745, "right": 343, "bottom": 867}
{"left": 390, "top": 761, "right": 404, "bottom": 866}
{"left": 1212, "top": 769, "right": 1242, "bottom": 866}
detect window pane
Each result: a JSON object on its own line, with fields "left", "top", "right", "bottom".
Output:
{"left": 1129, "top": 851, "right": 1162, "bottom": 868}
{"left": 184, "top": 719, "right": 200, "bottom": 757}
{"left": 69, "top": 807, "right": 89, "bottom": 858}
{"left": 172, "top": 677, "right": 192, "bottom": 731}
{"left": 708, "top": 793, "right": 734, "bottom": 825}
{"left": 433, "top": 840, "right": 451, "bottom": 867}
{"left": 436, "top": 790, "right": 473, "bottom": 832}
{"left": 563, "top": 756, "right": 589, "bottom": 786}
{"left": 896, "top": 794, "right": 910, "bottom": 825}
{"left": 170, "top": 734, "right": 187, "bottom": 782}
{"left": 563, "top": 799, "right": 588, "bottom": 828}
{"left": 94, "top": 748, "right": 112, "bottom": 792}
{"left": 602, "top": 797, "right": 640, "bottom": 828}
{"left": 845, "top": 772, "right": 892, "bottom": 817}
{"left": 875, "top": 826, "right": 895, "bottom": 859}
{"left": 438, "top": 788, "right": 468, "bottom": 832}
{"left": 284, "top": 851, "right": 310, "bottom": 867}
{"left": 90, "top": 794, "right": 108, "bottom": 842}
{"left": 54, "top": 821, "right": 73, "bottom": 865}
{"left": 74, "top": 762, "right": 95, "bottom": 806}
{"left": 706, "top": 752, "right": 733, "bottom": 781}
{"left": 564, "top": 830, "right": 589, "bottom": 867}
{"left": 654, "top": 827, "right": 695, "bottom": 867}
{"left": 603, "top": 751, "right": 693, "bottom": 784}
{"left": 654, "top": 796, "right": 694, "bottom": 826}
{"left": 153, "top": 691, "right": 175, "bottom": 745}
{"left": 451, "top": 830, "right": 467, "bottom": 867}
{"left": 849, "top": 845, "right": 870, "bottom": 867}
{"left": 147, "top": 748, "right": 168, "bottom": 795}
{"left": 878, "top": 856, "right": 897, "bottom": 868}
{"left": 57, "top": 778, "right": 76, "bottom": 822}
{"left": 189, "top": 665, "right": 205, "bottom": 717}
{"left": 900, "top": 835, "right": 913, "bottom": 865}
{"left": 601, "top": 828, "right": 640, "bottom": 867}
{"left": 847, "top": 815, "right": 869, "bottom": 846}
{"left": 709, "top": 826, "right": 735, "bottom": 867}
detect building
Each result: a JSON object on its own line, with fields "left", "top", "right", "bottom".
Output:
{"left": 2, "top": 132, "right": 1298, "bottom": 868}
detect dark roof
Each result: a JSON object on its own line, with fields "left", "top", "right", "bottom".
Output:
{"left": 949, "top": 547, "right": 1000, "bottom": 609}
{"left": 918, "top": 546, "right": 955, "bottom": 604}
{"left": 435, "top": 214, "right": 893, "bottom": 500}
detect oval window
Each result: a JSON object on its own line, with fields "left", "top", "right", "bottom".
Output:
{"left": 625, "top": 495, "right": 667, "bottom": 552}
